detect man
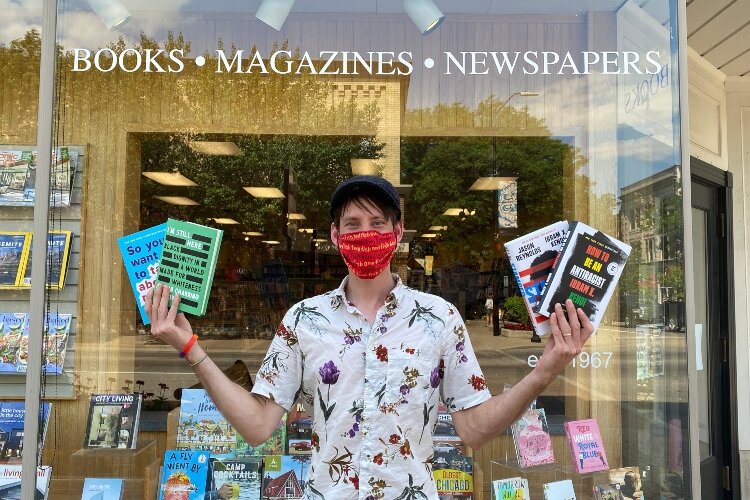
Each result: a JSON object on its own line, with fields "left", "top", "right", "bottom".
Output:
{"left": 147, "top": 175, "right": 594, "bottom": 499}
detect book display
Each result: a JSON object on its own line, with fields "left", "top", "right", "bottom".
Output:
{"left": 0, "top": 313, "right": 73, "bottom": 375}
{"left": 0, "top": 146, "right": 78, "bottom": 207}
{"left": 158, "top": 450, "right": 211, "bottom": 500}
{"left": 563, "top": 419, "right": 609, "bottom": 474}
{"left": 0, "top": 465, "right": 52, "bottom": 499}
{"left": 80, "top": 477, "right": 125, "bottom": 500}
{"left": 177, "top": 389, "right": 236, "bottom": 459}
{"left": 0, "top": 232, "right": 31, "bottom": 288}
{"left": 0, "top": 401, "right": 51, "bottom": 463}
{"left": 211, "top": 458, "right": 262, "bottom": 499}
{"left": 83, "top": 394, "right": 143, "bottom": 449}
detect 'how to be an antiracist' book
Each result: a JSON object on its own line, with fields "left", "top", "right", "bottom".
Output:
{"left": 504, "top": 221, "right": 569, "bottom": 336}
{"left": 159, "top": 450, "right": 211, "bottom": 500}
{"left": 564, "top": 418, "right": 609, "bottom": 474}
{"left": 492, "top": 477, "right": 530, "bottom": 500}
{"left": 117, "top": 223, "right": 165, "bottom": 324}
{"left": 156, "top": 219, "right": 223, "bottom": 316}
{"left": 535, "top": 221, "right": 631, "bottom": 330}
{"left": 211, "top": 458, "right": 262, "bottom": 500}
{"left": 0, "top": 401, "right": 51, "bottom": 463}
{"left": 83, "top": 394, "right": 142, "bottom": 449}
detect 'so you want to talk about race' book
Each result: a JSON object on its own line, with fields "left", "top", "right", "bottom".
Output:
{"left": 535, "top": 221, "right": 631, "bottom": 331}
{"left": 504, "top": 220, "right": 569, "bottom": 336}
{"left": 117, "top": 223, "right": 166, "bottom": 325}
{"left": 83, "top": 394, "right": 142, "bottom": 449}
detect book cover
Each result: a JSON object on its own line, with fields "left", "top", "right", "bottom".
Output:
{"left": 564, "top": 418, "right": 609, "bottom": 474}
{"left": 492, "top": 477, "right": 530, "bottom": 500}
{"left": 40, "top": 313, "right": 73, "bottom": 375}
{"left": 0, "top": 232, "right": 31, "bottom": 288}
{"left": 0, "top": 313, "right": 28, "bottom": 373}
{"left": 21, "top": 230, "right": 74, "bottom": 289}
{"left": 237, "top": 414, "right": 286, "bottom": 457}
{"left": 504, "top": 221, "right": 568, "bottom": 336}
{"left": 211, "top": 458, "right": 262, "bottom": 500}
{"left": 177, "top": 389, "right": 236, "bottom": 459}
{"left": 287, "top": 403, "right": 312, "bottom": 456}
{"left": 83, "top": 394, "right": 143, "bottom": 449}
{"left": 543, "top": 479, "right": 576, "bottom": 500}
{"left": 158, "top": 450, "right": 211, "bottom": 500}
{"left": 593, "top": 483, "right": 625, "bottom": 500}
{"left": 0, "top": 465, "right": 52, "bottom": 499}
{"left": 607, "top": 467, "right": 644, "bottom": 500}
{"left": 433, "top": 455, "right": 473, "bottom": 497}
{"left": 156, "top": 219, "right": 223, "bottom": 316}
{"left": 536, "top": 221, "right": 631, "bottom": 330}
{"left": 511, "top": 408, "right": 555, "bottom": 468}
{"left": 117, "top": 223, "right": 166, "bottom": 325}
{"left": 0, "top": 401, "right": 51, "bottom": 463}
{"left": 261, "top": 455, "right": 308, "bottom": 500}
{"left": 81, "top": 477, "right": 125, "bottom": 500}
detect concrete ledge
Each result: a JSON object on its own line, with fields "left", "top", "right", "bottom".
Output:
{"left": 500, "top": 328, "right": 533, "bottom": 339}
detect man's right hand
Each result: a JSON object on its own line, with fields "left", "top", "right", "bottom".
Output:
{"left": 145, "top": 284, "right": 194, "bottom": 352}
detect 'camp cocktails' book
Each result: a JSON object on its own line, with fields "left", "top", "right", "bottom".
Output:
{"left": 536, "top": 221, "right": 631, "bottom": 330}
{"left": 504, "top": 221, "right": 568, "bottom": 336}
{"left": 83, "top": 394, "right": 142, "bottom": 449}
{"left": 155, "top": 219, "right": 223, "bottom": 316}
{"left": 117, "top": 223, "right": 166, "bottom": 324}
{"left": 211, "top": 458, "right": 262, "bottom": 500}
{"left": 563, "top": 418, "right": 609, "bottom": 473}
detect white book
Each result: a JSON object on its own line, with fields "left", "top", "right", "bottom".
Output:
{"left": 544, "top": 479, "right": 576, "bottom": 500}
{"left": 493, "top": 476, "right": 530, "bottom": 500}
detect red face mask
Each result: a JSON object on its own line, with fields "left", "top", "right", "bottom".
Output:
{"left": 337, "top": 230, "right": 398, "bottom": 279}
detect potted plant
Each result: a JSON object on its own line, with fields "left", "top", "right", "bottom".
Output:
{"left": 500, "top": 296, "right": 534, "bottom": 339}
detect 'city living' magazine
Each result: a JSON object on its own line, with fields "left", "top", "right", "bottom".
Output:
{"left": 83, "top": 393, "right": 142, "bottom": 449}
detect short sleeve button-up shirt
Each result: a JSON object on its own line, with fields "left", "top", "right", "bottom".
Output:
{"left": 251, "top": 275, "right": 491, "bottom": 499}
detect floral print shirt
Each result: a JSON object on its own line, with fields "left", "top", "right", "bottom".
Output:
{"left": 251, "top": 274, "right": 491, "bottom": 499}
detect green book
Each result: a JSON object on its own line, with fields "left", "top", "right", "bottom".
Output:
{"left": 156, "top": 219, "right": 223, "bottom": 316}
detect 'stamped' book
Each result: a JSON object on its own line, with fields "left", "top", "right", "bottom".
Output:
{"left": 504, "top": 221, "right": 569, "bottom": 336}
{"left": 536, "top": 221, "right": 631, "bottom": 330}
{"left": 511, "top": 407, "right": 555, "bottom": 468}
{"left": 492, "top": 477, "right": 530, "bottom": 500}
{"left": 0, "top": 401, "right": 51, "bottom": 463}
{"left": 0, "top": 465, "right": 52, "bottom": 499}
{"left": 83, "top": 394, "right": 143, "bottom": 449}
{"left": 81, "top": 477, "right": 125, "bottom": 500}
{"left": 158, "top": 450, "right": 211, "bottom": 500}
{"left": 21, "top": 230, "right": 74, "bottom": 289}
{"left": 593, "top": 483, "right": 625, "bottom": 500}
{"left": 156, "top": 219, "right": 223, "bottom": 316}
{"left": 0, "top": 232, "right": 31, "bottom": 288}
{"left": 564, "top": 418, "right": 609, "bottom": 473}
{"left": 261, "top": 455, "right": 308, "bottom": 500}
{"left": 211, "top": 458, "right": 262, "bottom": 500}
{"left": 543, "top": 479, "right": 576, "bottom": 500}
{"left": 177, "top": 389, "right": 236, "bottom": 459}
{"left": 117, "top": 223, "right": 166, "bottom": 324}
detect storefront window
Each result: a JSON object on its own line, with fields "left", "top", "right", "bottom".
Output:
{"left": 1, "top": 0, "right": 689, "bottom": 498}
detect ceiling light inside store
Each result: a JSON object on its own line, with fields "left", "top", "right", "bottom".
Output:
{"left": 404, "top": 0, "right": 445, "bottom": 35}
{"left": 244, "top": 187, "right": 285, "bottom": 198}
{"left": 188, "top": 141, "right": 241, "bottom": 156}
{"left": 422, "top": 233, "right": 438, "bottom": 238}
{"left": 288, "top": 213, "right": 307, "bottom": 220}
{"left": 469, "top": 176, "right": 519, "bottom": 190}
{"left": 213, "top": 218, "right": 240, "bottom": 224}
{"left": 243, "top": 231, "right": 264, "bottom": 236}
{"left": 298, "top": 228, "right": 314, "bottom": 234}
{"left": 256, "top": 0, "right": 296, "bottom": 31}
{"left": 428, "top": 225, "right": 447, "bottom": 231}
{"left": 263, "top": 240, "right": 281, "bottom": 245}
{"left": 350, "top": 159, "right": 380, "bottom": 176}
{"left": 142, "top": 172, "right": 197, "bottom": 187}
{"left": 154, "top": 196, "right": 199, "bottom": 206}
{"left": 442, "top": 208, "right": 463, "bottom": 216}
{"left": 86, "top": 0, "right": 131, "bottom": 30}
{"left": 312, "top": 238, "right": 328, "bottom": 243}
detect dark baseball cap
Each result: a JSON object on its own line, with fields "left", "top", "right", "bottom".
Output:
{"left": 330, "top": 175, "right": 401, "bottom": 220}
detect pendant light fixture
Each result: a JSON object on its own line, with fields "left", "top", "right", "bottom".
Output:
{"left": 86, "top": 0, "right": 132, "bottom": 30}
{"left": 255, "top": 0, "right": 296, "bottom": 31}
{"left": 404, "top": 0, "right": 445, "bottom": 35}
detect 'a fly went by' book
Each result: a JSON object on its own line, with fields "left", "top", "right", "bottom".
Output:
{"left": 535, "top": 221, "right": 631, "bottom": 330}
{"left": 83, "top": 394, "right": 142, "bottom": 449}
{"left": 159, "top": 450, "right": 211, "bottom": 500}
{"left": 155, "top": 219, "right": 223, "bottom": 316}
{"left": 504, "top": 221, "right": 568, "bottom": 336}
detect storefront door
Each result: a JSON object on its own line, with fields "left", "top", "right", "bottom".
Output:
{"left": 691, "top": 162, "right": 736, "bottom": 499}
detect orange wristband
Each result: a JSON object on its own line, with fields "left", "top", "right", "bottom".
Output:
{"left": 179, "top": 334, "right": 198, "bottom": 358}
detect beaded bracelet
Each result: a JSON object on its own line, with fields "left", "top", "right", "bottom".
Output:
{"left": 179, "top": 334, "right": 199, "bottom": 358}
{"left": 189, "top": 349, "right": 209, "bottom": 368}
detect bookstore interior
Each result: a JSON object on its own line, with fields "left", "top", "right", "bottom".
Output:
{"left": 0, "top": 0, "right": 693, "bottom": 499}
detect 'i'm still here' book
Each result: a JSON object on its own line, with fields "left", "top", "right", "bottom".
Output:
{"left": 564, "top": 418, "right": 609, "bottom": 474}
{"left": 505, "top": 221, "right": 568, "bottom": 336}
{"left": 156, "top": 219, "right": 223, "bottom": 316}
{"left": 536, "top": 221, "right": 631, "bottom": 330}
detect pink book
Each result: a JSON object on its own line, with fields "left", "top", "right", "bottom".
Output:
{"left": 512, "top": 408, "right": 555, "bottom": 468}
{"left": 564, "top": 419, "right": 609, "bottom": 473}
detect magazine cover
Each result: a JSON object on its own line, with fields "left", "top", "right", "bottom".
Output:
{"left": 40, "top": 313, "right": 73, "bottom": 375}
{"left": 593, "top": 483, "right": 625, "bottom": 500}
{"left": 0, "top": 465, "right": 52, "bottom": 499}
{"left": 492, "top": 477, "right": 530, "bottom": 500}
{"left": 287, "top": 406, "right": 312, "bottom": 456}
{"left": 504, "top": 221, "right": 568, "bottom": 336}
{"left": 81, "top": 477, "right": 125, "bottom": 500}
{"left": 177, "top": 389, "right": 236, "bottom": 459}
{"left": 564, "top": 418, "right": 609, "bottom": 474}
{"left": 607, "top": 467, "right": 644, "bottom": 500}
{"left": 117, "top": 223, "right": 166, "bottom": 325}
{"left": 543, "top": 479, "right": 576, "bottom": 500}
{"left": 21, "top": 230, "right": 74, "bottom": 289}
{"left": 156, "top": 219, "right": 223, "bottom": 316}
{"left": 0, "top": 401, "right": 51, "bottom": 463}
{"left": 0, "top": 313, "right": 28, "bottom": 373}
{"left": 433, "top": 455, "right": 473, "bottom": 497}
{"left": 211, "top": 458, "right": 262, "bottom": 500}
{"left": 511, "top": 408, "right": 555, "bottom": 468}
{"left": 0, "top": 232, "right": 31, "bottom": 288}
{"left": 237, "top": 414, "right": 286, "bottom": 457}
{"left": 83, "top": 394, "right": 143, "bottom": 449}
{"left": 536, "top": 221, "right": 631, "bottom": 330}
{"left": 159, "top": 450, "right": 211, "bottom": 500}
{"left": 261, "top": 455, "right": 309, "bottom": 500}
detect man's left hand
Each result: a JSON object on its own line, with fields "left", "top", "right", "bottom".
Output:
{"left": 534, "top": 299, "right": 595, "bottom": 383}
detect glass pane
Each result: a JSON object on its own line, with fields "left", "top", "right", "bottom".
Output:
{"left": 692, "top": 206, "right": 710, "bottom": 460}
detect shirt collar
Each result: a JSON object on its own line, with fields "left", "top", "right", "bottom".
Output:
{"left": 333, "top": 273, "right": 406, "bottom": 309}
